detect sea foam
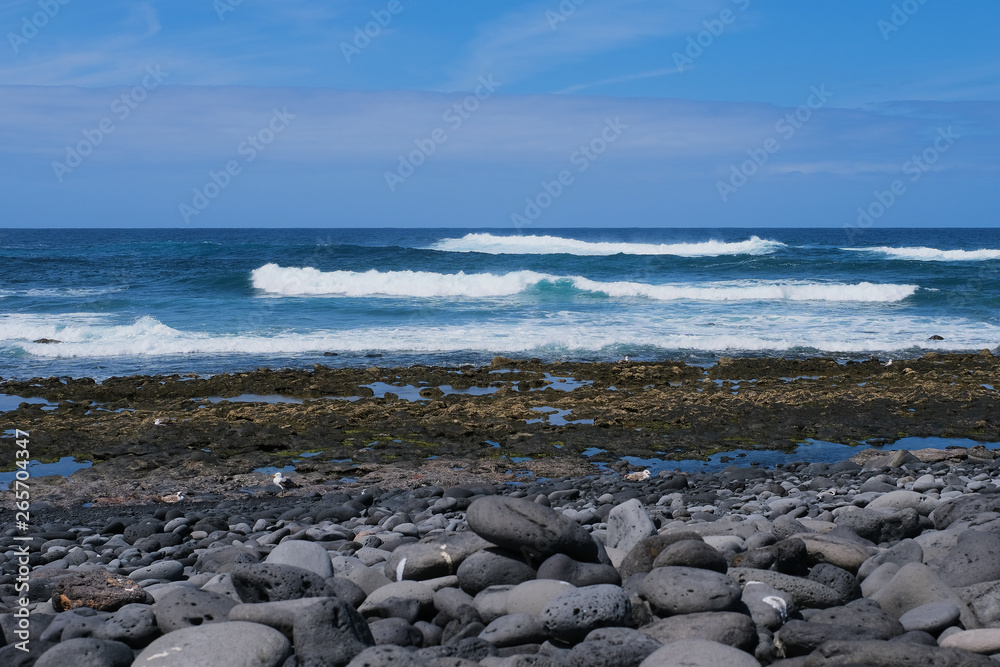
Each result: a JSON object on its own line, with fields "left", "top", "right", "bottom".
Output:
{"left": 843, "top": 246, "right": 1000, "bottom": 262}
{"left": 251, "top": 264, "right": 917, "bottom": 302}
{"left": 9, "top": 312, "right": 997, "bottom": 360}
{"left": 428, "top": 233, "right": 786, "bottom": 256}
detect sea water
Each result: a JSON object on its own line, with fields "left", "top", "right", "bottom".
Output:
{"left": 1, "top": 227, "right": 998, "bottom": 380}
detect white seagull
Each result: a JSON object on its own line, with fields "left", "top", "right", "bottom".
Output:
{"left": 272, "top": 472, "right": 298, "bottom": 493}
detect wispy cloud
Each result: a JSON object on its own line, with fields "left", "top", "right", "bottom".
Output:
{"left": 443, "top": 0, "right": 729, "bottom": 90}
{"left": 554, "top": 67, "right": 681, "bottom": 95}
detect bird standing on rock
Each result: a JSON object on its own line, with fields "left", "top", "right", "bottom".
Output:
{"left": 272, "top": 472, "right": 298, "bottom": 494}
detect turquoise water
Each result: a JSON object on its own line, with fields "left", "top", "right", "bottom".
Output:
{"left": 1, "top": 227, "right": 998, "bottom": 380}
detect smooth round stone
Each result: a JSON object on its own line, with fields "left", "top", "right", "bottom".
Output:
{"left": 641, "top": 567, "right": 741, "bottom": 616}
{"left": 857, "top": 538, "right": 923, "bottom": 580}
{"left": 807, "top": 601, "right": 903, "bottom": 639}
{"left": 565, "top": 627, "right": 662, "bottom": 667}
{"left": 505, "top": 579, "right": 576, "bottom": 617}
{"left": 135, "top": 621, "right": 291, "bottom": 666}
{"left": 806, "top": 639, "right": 995, "bottom": 666}
{"left": 541, "top": 584, "right": 631, "bottom": 642}
{"left": 729, "top": 568, "right": 843, "bottom": 608}
{"left": 457, "top": 548, "right": 536, "bottom": 595}
{"left": 930, "top": 494, "right": 1000, "bottom": 529}
{"left": 606, "top": 498, "right": 657, "bottom": 556}
{"left": 264, "top": 540, "right": 335, "bottom": 579}
{"left": 479, "top": 613, "right": 547, "bottom": 647}
{"left": 937, "top": 531, "right": 1000, "bottom": 588}
{"left": 473, "top": 585, "right": 514, "bottom": 624}
{"left": 640, "top": 612, "right": 756, "bottom": 652}
{"left": 347, "top": 645, "right": 434, "bottom": 666}
{"left": 95, "top": 603, "right": 160, "bottom": 648}
{"left": 34, "top": 638, "right": 134, "bottom": 667}
{"left": 899, "top": 601, "right": 962, "bottom": 634}
{"left": 369, "top": 617, "right": 423, "bottom": 647}
{"left": 793, "top": 533, "right": 877, "bottom": 573}
{"left": 639, "top": 638, "right": 761, "bottom": 667}
{"left": 913, "top": 474, "right": 944, "bottom": 493}
{"left": 940, "top": 628, "right": 1000, "bottom": 654}
{"left": 129, "top": 559, "right": 184, "bottom": 582}
{"left": 869, "top": 562, "right": 978, "bottom": 630}
{"left": 359, "top": 580, "right": 435, "bottom": 617}
{"left": 652, "top": 540, "right": 727, "bottom": 573}
{"left": 536, "top": 553, "right": 621, "bottom": 587}
{"left": 384, "top": 532, "right": 492, "bottom": 582}
{"left": 618, "top": 532, "right": 704, "bottom": 581}
{"left": 466, "top": 496, "right": 598, "bottom": 562}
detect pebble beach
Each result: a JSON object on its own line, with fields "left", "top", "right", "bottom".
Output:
{"left": 6, "top": 432, "right": 1000, "bottom": 665}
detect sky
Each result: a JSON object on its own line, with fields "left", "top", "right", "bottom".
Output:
{"left": 1, "top": 0, "right": 998, "bottom": 228}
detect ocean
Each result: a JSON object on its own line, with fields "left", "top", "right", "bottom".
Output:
{"left": 1, "top": 228, "right": 998, "bottom": 381}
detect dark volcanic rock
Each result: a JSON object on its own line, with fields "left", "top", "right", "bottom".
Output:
{"left": 536, "top": 553, "right": 621, "bottom": 587}
{"left": 457, "top": 548, "right": 537, "bottom": 596}
{"left": 640, "top": 611, "right": 756, "bottom": 652}
{"left": 640, "top": 567, "right": 741, "bottom": 616}
{"left": 466, "top": 496, "right": 599, "bottom": 562}
{"left": 153, "top": 587, "right": 238, "bottom": 633}
{"left": 229, "top": 563, "right": 335, "bottom": 602}
{"left": 804, "top": 639, "right": 995, "bottom": 666}
{"left": 540, "top": 584, "right": 631, "bottom": 642}
{"left": 34, "top": 637, "right": 134, "bottom": 667}
{"left": 51, "top": 570, "right": 152, "bottom": 612}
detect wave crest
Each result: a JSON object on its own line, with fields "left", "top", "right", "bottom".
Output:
{"left": 843, "top": 246, "right": 1000, "bottom": 262}
{"left": 429, "top": 233, "right": 785, "bottom": 256}
{"left": 251, "top": 264, "right": 916, "bottom": 302}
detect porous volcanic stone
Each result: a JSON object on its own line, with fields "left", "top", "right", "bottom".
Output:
{"left": 229, "top": 563, "right": 334, "bottom": 602}
{"left": 153, "top": 587, "right": 238, "bottom": 633}
{"left": 51, "top": 570, "right": 152, "bottom": 612}
{"left": 541, "top": 584, "right": 631, "bottom": 642}
{"left": 640, "top": 567, "right": 741, "bottom": 616}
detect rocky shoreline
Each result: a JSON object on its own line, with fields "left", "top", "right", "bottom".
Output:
{"left": 1, "top": 352, "right": 998, "bottom": 505}
{"left": 5, "top": 445, "right": 1000, "bottom": 665}
{"left": 1, "top": 352, "right": 999, "bottom": 665}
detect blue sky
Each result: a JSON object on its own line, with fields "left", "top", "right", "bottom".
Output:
{"left": 1, "top": 0, "right": 998, "bottom": 228}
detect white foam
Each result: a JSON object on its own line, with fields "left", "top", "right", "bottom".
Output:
{"left": 570, "top": 279, "right": 917, "bottom": 303}
{"left": 843, "top": 246, "right": 1000, "bottom": 262}
{"left": 252, "top": 265, "right": 916, "bottom": 302}
{"left": 6, "top": 311, "right": 997, "bottom": 359}
{"left": 250, "top": 264, "right": 549, "bottom": 297}
{"left": 429, "top": 233, "right": 786, "bottom": 256}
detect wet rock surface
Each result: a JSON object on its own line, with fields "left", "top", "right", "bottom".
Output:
{"left": 2, "top": 353, "right": 998, "bottom": 505}
{"left": 2, "top": 354, "right": 1000, "bottom": 664}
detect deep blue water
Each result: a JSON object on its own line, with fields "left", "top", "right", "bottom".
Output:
{"left": 1, "top": 228, "right": 998, "bottom": 380}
